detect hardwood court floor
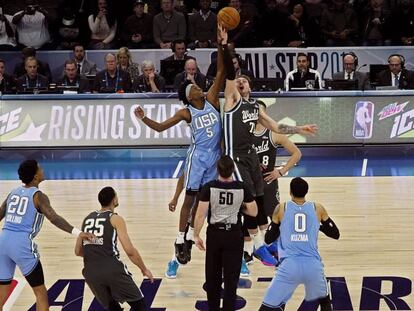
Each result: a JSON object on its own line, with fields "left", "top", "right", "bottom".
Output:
{"left": 1, "top": 176, "right": 414, "bottom": 310}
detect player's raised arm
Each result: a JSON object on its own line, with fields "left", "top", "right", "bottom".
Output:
{"left": 316, "top": 202, "right": 340, "bottom": 240}
{"left": 35, "top": 191, "right": 94, "bottom": 240}
{"left": 134, "top": 105, "right": 190, "bottom": 132}
{"left": 206, "top": 23, "right": 227, "bottom": 109}
{"left": 111, "top": 214, "right": 154, "bottom": 282}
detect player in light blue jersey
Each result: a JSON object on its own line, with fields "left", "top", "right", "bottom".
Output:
{"left": 0, "top": 160, "right": 93, "bottom": 311}
{"left": 134, "top": 23, "right": 227, "bottom": 278}
{"left": 259, "top": 177, "right": 340, "bottom": 311}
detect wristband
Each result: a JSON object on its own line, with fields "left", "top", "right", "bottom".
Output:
{"left": 71, "top": 227, "right": 82, "bottom": 237}
{"left": 278, "top": 169, "right": 284, "bottom": 176}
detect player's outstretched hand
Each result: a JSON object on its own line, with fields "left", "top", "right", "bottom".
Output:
{"left": 142, "top": 268, "right": 154, "bottom": 283}
{"left": 134, "top": 106, "right": 145, "bottom": 120}
{"left": 79, "top": 232, "right": 95, "bottom": 241}
{"left": 298, "top": 124, "right": 318, "bottom": 136}
{"left": 168, "top": 198, "right": 177, "bottom": 212}
{"left": 194, "top": 236, "right": 205, "bottom": 251}
{"left": 217, "top": 22, "right": 228, "bottom": 45}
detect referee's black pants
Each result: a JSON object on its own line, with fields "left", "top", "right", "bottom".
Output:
{"left": 206, "top": 226, "right": 244, "bottom": 311}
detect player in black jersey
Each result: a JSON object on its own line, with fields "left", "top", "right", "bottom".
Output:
{"left": 75, "top": 187, "right": 154, "bottom": 311}
{"left": 251, "top": 103, "right": 302, "bottom": 262}
{"left": 220, "top": 24, "right": 317, "bottom": 272}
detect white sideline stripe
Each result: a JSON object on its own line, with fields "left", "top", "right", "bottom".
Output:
{"left": 361, "top": 158, "right": 368, "bottom": 176}
{"left": 173, "top": 160, "right": 184, "bottom": 178}
{"left": 4, "top": 278, "right": 27, "bottom": 311}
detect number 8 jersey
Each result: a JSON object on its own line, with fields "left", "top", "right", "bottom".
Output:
{"left": 4, "top": 186, "right": 44, "bottom": 238}
{"left": 278, "top": 201, "right": 321, "bottom": 260}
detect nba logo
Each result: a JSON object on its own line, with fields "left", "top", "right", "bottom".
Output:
{"left": 353, "top": 101, "right": 374, "bottom": 139}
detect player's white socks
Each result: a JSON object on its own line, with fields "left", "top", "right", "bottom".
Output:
{"left": 186, "top": 226, "right": 194, "bottom": 241}
{"left": 252, "top": 231, "right": 265, "bottom": 250}
{"left": 260, "top": 229, "right": 268, "bottom": 244}
{"left": 244, "top": 240, "right": 254, "bottom": 255}
{"left": 176, "top": 231, "right": 185, "bottom": 244}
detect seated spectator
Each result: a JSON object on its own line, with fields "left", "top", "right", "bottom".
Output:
{"left": 388, "top": 0, "right": 414, "bottom": 45}
{"left": 332, "top": 52, "right": 370, "bottom": 90}
{"left": 377, "top": 54, "right": 414, "bottom": 89}
{"left": 93, "top": 53, "right": 132, "bottom": 93}
{"left": 227, "top": 0, "right": 257, "bottom": 47}
{"left": 162, "top": 40, "right": 193, "bottom": 62}
{"left": 13, "top": 47, "right": 52, "bottom": 81}
{"left": 286, "top": 3, "right": 321, "bottom": 47}
{"left": 88, "top": 0, "right": 117, "bottom": 49}
{"left": 117, "top": 47, "right": 140, "bottom": 83}
{"left": 173, "top": 58, "right": 206, "bottom": 91}
{"left": 256, "top": 0, "right": 289, "bottom": 47}
{"left": 233, "top": 53, "right": 254, "bottom": 79}
{"left": 56, "top": 7, "right": 81, "bottom": 50}
{"left": 16, "top": 56, "right": 49, "bottom": 93}
{"left": 12, "top": 0, "right": 53, "bottom": 49}
{"left": 188, "top": 0, "right": 217, "bottom": 48}
{"left": 359, "top": 0, "right": 391, "bottom": 46}
{"left": 320, "top": 0, "right": 358, "bottom": 46}
{"left": 121, "top": 0, "right": 154, "bottom": 49}
{"left": 0, "top": 10, "right": 17, "bottom": 50}
{"left": 284, "top": 53, "right": 322, "bottom": 90}
{"left": 153, "top": 0, "right": 186, "bottom": 49}
{"left": 73, "top": 44, "right": 98, "bottom": 76}
{"left": 133, "top": 60, "right": 165, "bottom": 92}
{"left": 56, "top": 59, "right": 90, "bottom": 93}
{"left": 0, "top": 59, "right": 16, "bottom": 93}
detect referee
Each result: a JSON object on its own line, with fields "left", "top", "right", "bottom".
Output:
{"left": 194, "top": 155, "right": 257, "bottom": 311}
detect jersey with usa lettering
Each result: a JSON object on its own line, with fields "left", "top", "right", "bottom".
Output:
{"left": 187, "top": 100, "right": 221, "bottom": 151}
{"left": 3, "top": 186, "right": 44, "bottom": 238}
{"left": 278, "top": 201, "right": 320, "bottom": 260}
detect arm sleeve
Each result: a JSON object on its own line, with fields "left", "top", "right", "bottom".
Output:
{"left": 243, "top": 184, "right": 254, "bottom": 203}
{"left": 199, "top": 183, "right": 211, "bottom": 201}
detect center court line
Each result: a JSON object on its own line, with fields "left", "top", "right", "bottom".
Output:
{"left": 173, "top": 160, "right": 184, "bottom": 178}
{"left": 361, "top": 158, "right": 368, "bottom": 176}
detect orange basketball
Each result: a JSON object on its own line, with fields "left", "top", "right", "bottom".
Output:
{"left": 218, "top": 7, "right": 240, "bottom": 31}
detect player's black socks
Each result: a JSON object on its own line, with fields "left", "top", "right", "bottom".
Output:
{"left": 258, "top": 303, "right": 285, "bottom": 310}
{"left": 319, "top": 295, "right": 333, "bottom": 311}
{"left": 128, "top": 298, "right": 148, "bottom": 311}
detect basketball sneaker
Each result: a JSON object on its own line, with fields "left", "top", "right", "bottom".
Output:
{"left": 174, "top": 242, "right": 188, "bottom": 264}
{"left": 243, "top": 251, "right": 254, "bottom": 265}
{"left": 165, "top": 259, "right": 179, "bottom": 279}
{"left": 185, "top": 239, "right": 194, "bottom": 263}
{"left": 267, "top": 242, "right": 279, "bottom": 259}
{"left": 240, "top": 258, "right": 250, "bottom": 277}
{"left": 253, "top": 245, "right": 278, "bottom": 266}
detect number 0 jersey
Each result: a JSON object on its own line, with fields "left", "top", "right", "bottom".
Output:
{"left": 3, "top": 186, "right": 43, "bottom": 238}
{"left": 278, "top": 201, "right": 321, "bottom": 260}
{"left": 81, "top": 210, "right": 120, "bottom": 263}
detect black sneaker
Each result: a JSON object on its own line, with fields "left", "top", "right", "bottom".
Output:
{"left": 243, "top": 251, "right": 254, "bottom": 265}
{"left": 185, "top": 240, "right": 194, "bottom": 262}
{"left": 174, "top": 242, "right": 188, "bottom": 265}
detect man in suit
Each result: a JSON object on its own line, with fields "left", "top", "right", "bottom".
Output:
{"left": 377, "top": 54, "right": 414, "bottom": 89}
{"left": 173, "top": 58, "right": 206, "bottom": 91}
{"left": 13, "top": 47, "right": 51, "bottom": 81}
{"left": 332, "top": 52, "right": 370, "bottom": 90}
{"left": 0, "top": 59, "right": 16, "bottom": 93}
{"left": 73, "top": 44, "right": 98, "bottom": 76}
{"left": 56, "top": 59, "right": 90, "bottom": 93}
{"left": 15, "top": 56, "right": 49, "bottom": 93}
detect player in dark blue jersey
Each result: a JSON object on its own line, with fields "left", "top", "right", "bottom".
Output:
{"left": 134, "top": 23, "right": 227, "bottom": 278}
{"left": 260, "top": 177, "right": 340, "bottom": 311}
{"left": 0, "top": 160, "right": 93, "bottom": 311}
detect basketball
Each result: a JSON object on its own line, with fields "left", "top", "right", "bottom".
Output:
{"left": 218, "top": 7, "right": 240, "bottom": 31}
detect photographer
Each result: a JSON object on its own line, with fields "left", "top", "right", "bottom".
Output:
{"left": 12, "top": 0, "right": 53, "bottom": 49}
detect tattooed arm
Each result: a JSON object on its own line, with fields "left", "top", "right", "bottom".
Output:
{"left": 258, "top": 105, "right": 318, "bottom": 135}
{"left": 34, "top": 191, "right": 74, "bottom": 233}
